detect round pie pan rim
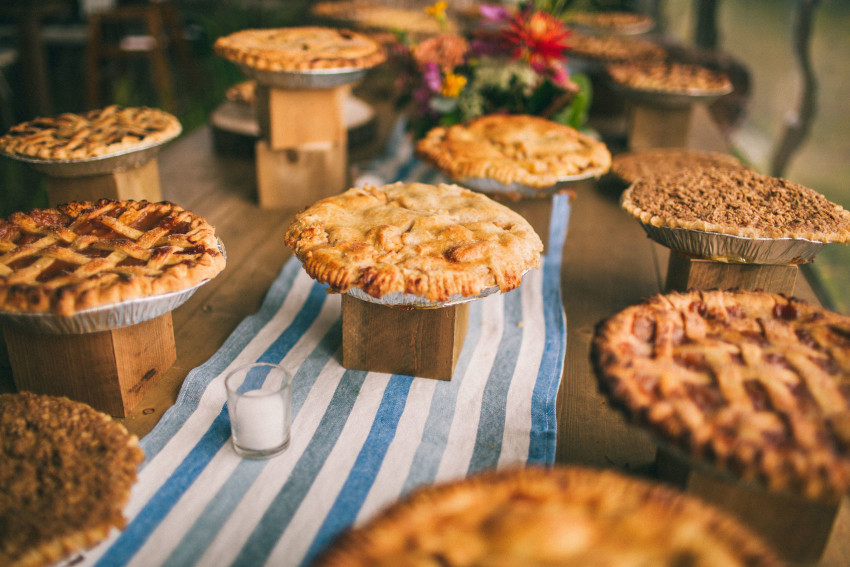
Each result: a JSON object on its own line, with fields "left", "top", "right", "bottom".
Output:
{"left": 608, "top": 79, "right": 733, "bottom": 108}
{"left": 237, "top": 64, "right": 370, "bottom": 89}
{"left": 457, "top": 167, "right": 609, "bottom": 197}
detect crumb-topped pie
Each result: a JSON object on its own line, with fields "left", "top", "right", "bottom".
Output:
{"left": 566, "top": 11, "right": 655, "bottom": 34}
{"left": 285, "top": 182, "right": 542, "bottom": 303}
{"left": 0, "top": 199, "right": 226, "bottom": 316}
{"left": 416, "top": 114, "right": 612, "bottom": 190}
{"left": 316, "top": 466, "right": 781, "bottom": 566}
{"left": 621, "top": 167, "right": 850, "bottom": 242}
{"left": 607, "top": 60, "right": 733, "bottom": 95}
{"left": 593, "top": 289, "right": 850, "bottom": 501}
{"left": 0, "top": 105, "right": 180, "bottom": 161}
{"left": 611, "top": 148, "right": 743, "bottom": 185}
{"left": 0, "top": 392, "right": 144, "bottom": 567}
{"left": 567, "top": 30, "right": 666, "bottom": 63}
{"left": 214, "top": 26, "right": 386, "bottom": 72}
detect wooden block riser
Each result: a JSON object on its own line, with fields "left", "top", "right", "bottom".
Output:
{"left": 627, "top": 103, "right": 692, "bottom": 151}
{"left": 665, "top": 252, "right": 798, "bottom": 294}
{"left": 45, "top": 158, "right": 163, "bottom": 205}
{"left": 255, "top": 140, "right": 347, "bottom": 209}
{"left": 256, "top": 84, "right": 347, "bottom": 149}
{"left": 3, "top": 313, "right": 176, "bottom": 417}
{"left": 341, "top": 295, "right": 469, "bottom": 380}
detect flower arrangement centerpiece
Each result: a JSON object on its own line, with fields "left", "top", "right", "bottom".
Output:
{"left": 398, "top": 1, "right": 591, "bottom": 139}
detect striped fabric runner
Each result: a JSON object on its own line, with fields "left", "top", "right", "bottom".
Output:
{"left": 77, "top": 125, "right": 569, "bottom": 567}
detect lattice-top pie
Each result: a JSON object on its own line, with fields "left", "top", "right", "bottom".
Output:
{"left": 621, "top": 167, "right": 850, "bottom": 241}
{"left": 567, "top": 30, "right": 666, "bottom": 62}
{"left": 607, "top": 60, "right": 733, "bottom": 95}
{"left": 611, "top": 148, "right": 743, "bottom": 185}
{"left": 214, "top": 26, "right": 386, "bottom": 72}
{"left": 0, "top": 392, "right": 144, "bottom": 567}
{"left": 285, "top": 182, "right": 542, "bottom": 303}
{"left": 416, "top": 115, "right": 612, "bottom": 189}
{"left": 0, "top": 105, "right": 180, "bottom": 161}
{"left": 0, "top": 200, "right": 226, "bottom": 316}
{"left": 316, "top": 466, "right": 781, "bottom": 566}
{"left": 593, "top": 289, "right": 850, "bottom": 501}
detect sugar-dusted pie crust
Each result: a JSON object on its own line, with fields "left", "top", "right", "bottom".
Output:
{"left": 0, "top": 199, "right": 226, "bottom": 316}
{"left": 611, "top": 148, "right": 743, "bottom": 185}
{"left": 0, "top": 105, "right": 180, "bottom": 161}
{"left": 416, "top": 115, "right": 612, "bottom": 189}
{"left": 593, "top": 289, "right": 850, "bottom": 501}
{"left": 621, "top": 167, "right": 850, "bottom": 242}
{"left": 607, "top": 60, "right": 732, "bottom": 95}
{"left": 214, "top": 26, "right": 386, "bottom": 72}
{"left": 285, "top": 182, "right": 542, "bottom": 303}
{"left": 316, "top": 466, "right": 781, "bottom": 566}
{"left": 0, "top": 392, "right": 144, "bottom": 567}
{"left": 567, "top": 30, "right": 666, "bottom": 63}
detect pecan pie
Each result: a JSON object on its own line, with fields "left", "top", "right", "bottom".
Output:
{"left": 607, "top": 60, "right": 733, "bottom": 95}
{"left": 214, "top": 26, "right": 386, "bottom": 72}
{"left": 593, "top": 289, "right": 850, "bottom": 501}
{"left": 611, "top": 148, "right": 743, "bottom": 185}
{"left": 316, "top": 466, "right": 781, "bottom": 566}
{"left": 0, "top": 392, "right": 144, "bottom": 567}
{"left": 284, "top": 182, "right": 542, "bottom": 303}
{"left": 0, "top": 199, "right": 226, "bottom": 316}
{"left": 0, "top": 105, "right": 180, "bottom": 161}
{"left": 416, "top": 115, "right": 612, "bottom": 189}
{"left": 567, "top": 30, "right": 666, "bottom": 63}
{"left": 621, "top": 167, "right": 850, "bottom": 241}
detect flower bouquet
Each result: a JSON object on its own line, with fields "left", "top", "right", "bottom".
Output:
{"left": 396, "top": 2, "right": 591, "bottom": 139}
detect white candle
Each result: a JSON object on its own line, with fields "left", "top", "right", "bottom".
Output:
{"left": 232, "top": 389, "right": 289, "bottom": 451}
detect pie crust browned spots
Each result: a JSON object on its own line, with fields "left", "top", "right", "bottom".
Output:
{"left": 611, "top": 148, "right": 743, "bottom": 185}
{"left": 315, "top": 466, "right": 781, "bottom": 566}
{"left": 284, "top": 182, "right": 542, "bottom": 303}
{"left": 607, "top": 60, "right": 733, "bottom": 95}
{"left": 0, "top": 392, "right": 144, "bottom": 567}
{"left": 416, "top": 115, "right": 612, "bottom": 189}
{"left": 0, "top": 105, "right": 180, "bottom": 161}
{"left": 621, "top": 167, "right": 850, "bottom": 242}
{"left": 567, "top": 30, "right": 666, "bottom": 63}
{"left": 593, "top": 289, "right": 850, "bottom": 501}
{"left": 0, "top": 199, "right": 226, "bottom": 316}
{"left": 214, "top": 26, "right": 386, "bottom": 72}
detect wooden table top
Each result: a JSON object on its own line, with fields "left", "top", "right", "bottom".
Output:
{"left": 0, "top": 99, "right": 846, "bottom": 565}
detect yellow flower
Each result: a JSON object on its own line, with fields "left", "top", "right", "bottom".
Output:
{"left": 425, "top": 1, "right": 448, "bottom": 20}
{"left": 441, "top": 73, "right": 467, "bottom": 98}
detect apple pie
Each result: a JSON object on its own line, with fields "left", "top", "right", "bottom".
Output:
{"left": 593, "top": 289, "right": 850, "bottom": 501}
{"left": 214, "top": 26, "right": 386, "bottom": 72}
{"left": 0, "top": 199, "right": 226, "bottom": 316}
{"left": 284, "top": 182, "right": 542, "bottom": 303}
{"left": 316, "top": 466, "right": 781, "bottom": 566}
{"left": 416, "top": 114, "right": 612, "bottom": 189}
{"left": 0, "top": 105, "right": 180, "bottom": 161}
{"left": 0, "top": 392, "right": 144, "bottom": 567}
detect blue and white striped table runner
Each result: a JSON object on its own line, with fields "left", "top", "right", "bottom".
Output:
{"left": 77, "top": 126, "right": 569, "bottom": 567}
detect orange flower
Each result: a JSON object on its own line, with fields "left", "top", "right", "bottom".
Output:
{"left": 440, "top": 73, "right": 467, "bottom": 98}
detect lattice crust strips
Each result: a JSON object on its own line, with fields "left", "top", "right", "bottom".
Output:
{"left": 0, "top": 200, "right": 225, "bottom": 316}
{"left": 593, "top": 289, "right": 850, "bottom": 501}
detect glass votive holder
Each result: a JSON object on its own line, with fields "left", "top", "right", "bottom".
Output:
{"left": 224, "top": 362, "right": 292, "bottom": 459}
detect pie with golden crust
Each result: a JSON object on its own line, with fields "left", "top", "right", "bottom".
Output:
{"left": 284, "top": 182, "right": 542, "bottom": 303}
{"left": 316, "top": 466, "right": 781, "bottom": 566}
{"left": 592, "top": 289, "right": 850, "bottom": 501}
{"left": 567, "top": 30, "right": 666, "bottom": 63}
{"left": 621, "top": 167, "right": 850, "bottom": 242}
{"left": 416, "top": 115, "right": 612, "bottom": 189}
{"left": 312, "top": 1, "right": 455, "bottom": 36}
{"left": 214, "top": 26, "right": 386, "bottom": 72}
{"left": 0, "top": 392, "right": 144, "bottom": 567}
{"left": 607, "top": 60, "right": 733, "bottom": 95}
{"left": 0, "top": 199, "right": 226, "bottom": 316}
{"left": 611, "top": 148, "right": 743, "bottom": 185}
{"left": 0, "top": 105, "right": 180, "bottom": 161}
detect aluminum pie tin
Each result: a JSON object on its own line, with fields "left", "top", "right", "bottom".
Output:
{"left": 238, "top": 64, "right": 368, "bottom": 89}
{"left": 0, "top": 128, "right": 181, "bottom": 178}
{"left": 0, "top": 239, "right": 226, "bottom": 334}
{"left": 610, "top": 81, "right": 733, "bottom": 108}
{"left": 459, "top": 168, "right": 606, "bottom": 198}
{"left": 347, "top": 285, "right": 501, "bottom": 309}
{"left": 639, "top": 222, "right": 826, "bottom": 264}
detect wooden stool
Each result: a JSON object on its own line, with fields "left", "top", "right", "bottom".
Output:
{"left": 341, "top": 295, "right": 469, "bottom": 381}
{"left": 3, "top": 312, "right": 176, "bottom": 417}
{"left": 254, "top": 84, "right": 349, "bottom": 209}
{"left": 44, "top": 157, "right": 163, "bottom": 206}
{"left": 657, "top": 447, "right": 844, "bottom": 564}
{"left": 665, "top": 252, "right": 797, "bottom": 295}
